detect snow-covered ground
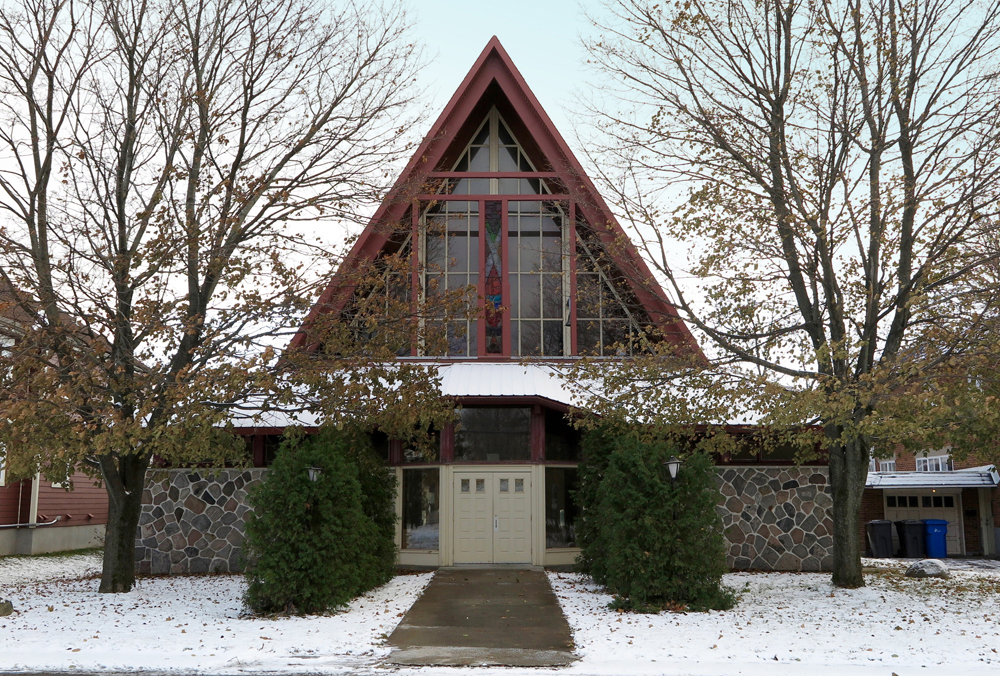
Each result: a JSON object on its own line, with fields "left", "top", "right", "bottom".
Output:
{"left": 548, "top": 562, "right": 1000, "bottom": 676}
{"left": 0, "top": 552, "right": 432, "bottom": 673}
{"left": 1, "top": 552, "right": 999, "bottom": 675}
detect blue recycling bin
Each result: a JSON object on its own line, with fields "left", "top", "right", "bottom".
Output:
{"left": 923, "top": 519, "right": 949, "bottom": 558}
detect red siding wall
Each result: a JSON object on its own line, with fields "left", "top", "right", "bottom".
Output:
{"left": 0, "top": 480, "right": 32, "bottom": 526}
{"left": 36, "top": 471, "right": 108, "bottom": 527}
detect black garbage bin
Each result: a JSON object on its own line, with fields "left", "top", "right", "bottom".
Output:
{"left": 866, "top": 520, "right": 893, "bottom": 558}
{"left": 895, "top": 520, "right": 926, "bottom": 558}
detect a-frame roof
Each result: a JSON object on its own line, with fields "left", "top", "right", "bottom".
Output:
{"left": 290, "top": 36, "right": 700, "bottom": 356}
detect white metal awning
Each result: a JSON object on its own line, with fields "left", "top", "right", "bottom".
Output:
{"left": 866, "top": 466, "right": 999, "bottom": 489}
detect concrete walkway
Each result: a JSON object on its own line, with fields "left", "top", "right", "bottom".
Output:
{"left": 386, "top": 567, "right": 577, "bottom": 667}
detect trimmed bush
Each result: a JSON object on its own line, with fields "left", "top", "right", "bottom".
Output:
{"left": 243, "top": 428, "right": 397, "bottom": 614}
{"left": 576, "top": 429, "right": 734, "bottom": 612}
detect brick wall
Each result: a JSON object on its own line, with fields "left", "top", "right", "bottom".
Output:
{"left": 859, "top": 489, "right": 885, "bottom": 555}
{"left": 960, "top": 488, "right": 981, "bottom": 554}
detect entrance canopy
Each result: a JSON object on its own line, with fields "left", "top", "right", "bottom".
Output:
{"left": 866, "top": 467, "right": 999, "bottom": 489}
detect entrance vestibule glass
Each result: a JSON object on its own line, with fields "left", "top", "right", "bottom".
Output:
{"left": 454, "top": 407, "right": 531, "bottom": 461}
{"left": 545, "top": 467, "right": 578, "bottom": 548}
{"left": 402, "top": 468, "right": 440, "bottom": 550}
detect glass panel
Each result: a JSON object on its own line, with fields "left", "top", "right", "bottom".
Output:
{"left": 519, "top": 155, "right": 532, "bottom": 171}
{"left": 498, "top": 120, "right": 515, "bottom": 145}
{"left": 577, "top": 319, "right": 599, "bottom": 355}
{"left": 484, "top": 200, "right": 503, "bottom": 354}
{"left": 543, "top": 320, "right": 563, "bottom": 356}
{"left": 521, "top": 275, "right": 540, "bottom": 316}
{"left": 909, "top": 496, "right": 919, "bottom": 507}
{"left": 403, "top": 469, "right": 440, "bottom": 550}
{"left": 515, "top": 478, "right": 524, "bottom": 493}
{"left": 476, "top": 478, "right": 485, "bottom": 493}
{"left": 543, "top": 275, "right": 562, "bottom": 318}
{"left": 469, "top": 145, "right": 490, "bottom": 171}
{"left": 499, "top": 178, "right": 519, "bottom": 194}
{"left": 944, "top": 496, "right": 954, "bottom": 507}
{"left": 520, "top": 178, "right": 540, "bottom": 193}
{"left": 499, "top": 145, "right": 519, "bottom": 172}
{"left": 922, "top": 496, "right": 932, "bottom": 507}
{"left": 473, "top": 124, "right": 490, "bottom": 145}
{"left": 461, "top": 479, "right": 470, "bottom": 493}
{"left": 886, "top": 496, "right": 896, "bottom": 507}
{"left": 454, "top": 408, "right": 532, "bottom": 462}
{"left": 500, "top": 478, "right": 509, "bottom": 493}
{"left": 545, "top": 409, "right": 582, "bottom": 461}
{"left": 470, "top": 178, "right": 490, "bottom": 194}
{"left": 520, "top": 321, "right": 541, "bottom": 356}
{"left": 545, "top": 468, "right": 578, "bottom": 548}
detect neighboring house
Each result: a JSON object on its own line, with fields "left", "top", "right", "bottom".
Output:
{"left": 0, "top": 281, "right": 109, "bottom": 556}
{"left": 862, "top": 450, "right": 999, "bottom": 557}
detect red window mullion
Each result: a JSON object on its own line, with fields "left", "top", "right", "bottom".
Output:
{"left": 501, "top": 199, "right": 511, "bottom": 358}
{"left": 477, "top": 199, "right": 487, "bottom": 356}
{"left": 569, "top": 201, "right": 578, "bottom": 356}
{"left": 410, "top": 205, "right": 420, "bottom": 357}
{"left": 531, "top": 404, "right": 544, "bottom": 462}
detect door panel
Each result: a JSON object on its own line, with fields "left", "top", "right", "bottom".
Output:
{"left": 453, "top": 471, "right": 532, "bottom": 564}
{"left": 493, "top": 472, "right": 531, "bottom": 563}
{"left": 454, "top": 473, "right": 493, "bottom": 563}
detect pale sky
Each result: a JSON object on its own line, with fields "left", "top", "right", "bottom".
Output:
{"left": 408, "top": 0, "right": 593, "bottom": 149}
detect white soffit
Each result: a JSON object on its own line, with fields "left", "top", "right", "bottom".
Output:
{"left": 866, "top": 467, "right": 1000, "bottom": 489}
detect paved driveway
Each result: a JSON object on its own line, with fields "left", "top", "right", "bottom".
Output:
{"left": 386, "top": 567, "right": 577, "bottom": 667}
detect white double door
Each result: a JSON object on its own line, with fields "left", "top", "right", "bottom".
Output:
{"left": 453, "top": 471, "right": 531, "bottom": 564}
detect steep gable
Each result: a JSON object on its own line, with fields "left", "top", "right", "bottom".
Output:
{"left": 291, "top": 37, "right": 699, "bottom": 359}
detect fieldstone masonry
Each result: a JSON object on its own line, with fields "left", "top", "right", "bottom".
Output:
{"left": 136, "top": 465, "right": 832, "bottom": 574}
{"left": 135, "top": 469, "right": 267, "bottom": 574}
{"left": 715, "top": 466, "right": 834, "bottom": 571}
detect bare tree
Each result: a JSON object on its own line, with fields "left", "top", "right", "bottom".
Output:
{"left": 580, "top": 0, "right": 1000, "bottom": 586}
{"left": 0, "top": 0, "right": 424, "bottom": 592}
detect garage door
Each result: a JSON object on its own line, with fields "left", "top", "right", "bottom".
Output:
{"left": 884, "top": 491, "right": 964, "bottom": 556}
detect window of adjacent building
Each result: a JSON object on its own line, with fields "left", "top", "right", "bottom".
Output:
{"left": 545, "top": 467, "right": 578, "bottom": 548}
{"left": 453, "top": 407, "right": 531, "bottom": 462}
{"left": 916, "top": 455, "right": 952, "bottom": 472}
{"left": 879, "top": 459, "right": 896, "bottom": 472}
{"left": 402, "top": 468, "right": 439, "bottom": 550}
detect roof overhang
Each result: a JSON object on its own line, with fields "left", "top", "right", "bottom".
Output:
{"left": 866, "top": 467, "right": 1000, "bottom": 489}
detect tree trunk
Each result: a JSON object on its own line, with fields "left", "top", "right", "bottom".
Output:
{"left": 827, "top": 432, "right": 869, "bottom": 588}
{"left": 99, "top": 453, "right": 150, "bottom": 593}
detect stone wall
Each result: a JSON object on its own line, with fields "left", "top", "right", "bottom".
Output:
{"left": 135, "top": 469, "right": 267, "bottom": 575}
{"left": 715, "top": 466, "right": 833, "bottom": 571}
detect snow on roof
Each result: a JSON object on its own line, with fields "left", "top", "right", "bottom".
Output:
{"left": 227, "top": 362, "right": 584, "bottom": 429}
{"left": 866, "top": 466, "right": 999, "bottom": 489}
{"left": 436, "top": 362, "right": 578, "bottom": 404}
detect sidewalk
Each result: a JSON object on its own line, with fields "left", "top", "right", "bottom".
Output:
{"left": 387, "top": 567, "right": 576, "bottom": 667}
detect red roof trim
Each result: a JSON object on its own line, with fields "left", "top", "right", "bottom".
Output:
{"left": 290, "top": 37, "right": 700, "bottom": 356}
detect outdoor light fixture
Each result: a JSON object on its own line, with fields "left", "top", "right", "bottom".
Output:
{"left": 307, "top": 466, "right": 323, "bottom": 482}
{"left": 664, "top": 456, "right": 681, "bottom": 483}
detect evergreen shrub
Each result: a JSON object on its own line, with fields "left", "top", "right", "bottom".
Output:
{"left": 576, "top": 428, "right": 734, "bottom": 612}
{"left": 243, "top": 428, "right": 397, "bottom": 614}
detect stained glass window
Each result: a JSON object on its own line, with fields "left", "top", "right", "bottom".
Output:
{"left": 484, "top": 200, "right": 503, "bottom": 354}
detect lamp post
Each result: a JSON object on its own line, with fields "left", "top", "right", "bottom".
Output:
{"left": 307, "top": 466, "right": 323, "bottom": 482}
{"left": 664, "top": 456, "right": 681, "bottom": 484}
